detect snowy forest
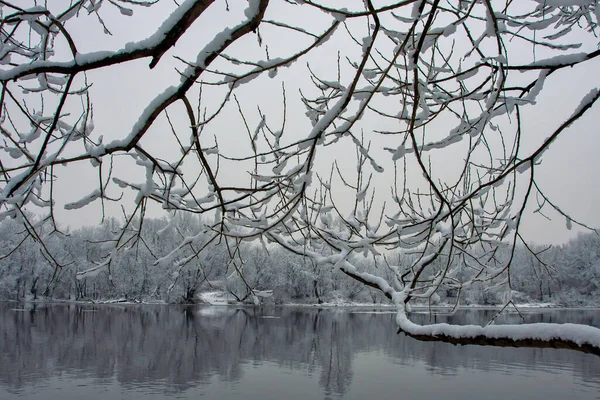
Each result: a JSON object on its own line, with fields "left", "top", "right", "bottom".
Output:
{"left": 3, "top": 0, "right": 600, "bottom": 353}
{"left": 1, "top": 214, "right": 598, "bottom": 307}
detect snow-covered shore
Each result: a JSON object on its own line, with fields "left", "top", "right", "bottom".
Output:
{"left": 3, "top": 291, "right": 597, "bottom": 311}
{"left": 196, "top": 290, "right": 576, "bottom": 310}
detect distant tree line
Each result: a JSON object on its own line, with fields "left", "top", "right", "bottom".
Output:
{"left": 0, "top": 214, "right": 598, "bottom": 307}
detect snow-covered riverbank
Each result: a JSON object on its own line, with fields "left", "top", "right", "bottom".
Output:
{"left": 197, "top": 290, "right": 569, "bottom": 310}
{"left": 2, "top": 290, "right": 590, "bottom": 311}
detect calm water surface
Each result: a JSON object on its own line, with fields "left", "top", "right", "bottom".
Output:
{"left": 1, "top": 303, "right": 599, "bottom": 399}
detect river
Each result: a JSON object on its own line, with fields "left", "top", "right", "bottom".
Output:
{"left": 0, "top": 303, "right": 599, "bottom": 399}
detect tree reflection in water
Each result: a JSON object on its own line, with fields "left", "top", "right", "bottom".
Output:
{"left": 0, "top": 304, "right": 599, "bottom": 399}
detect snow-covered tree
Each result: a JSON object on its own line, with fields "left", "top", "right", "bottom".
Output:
{"left": 1, "top": 0, "right": 600, "bottom": 355}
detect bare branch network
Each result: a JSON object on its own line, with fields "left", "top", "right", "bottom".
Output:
{"left": 1, "top": 0, "right": 600, "bottom": 354}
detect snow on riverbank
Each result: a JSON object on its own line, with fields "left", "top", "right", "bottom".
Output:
{"left": 196, "top": 290, "right": 567, "bottom": 309}
{"left": 1, "top": 291, "right": 588, "bottom": 310}
{"left": 198, "top": 291, "right": 236, "bottom": 305}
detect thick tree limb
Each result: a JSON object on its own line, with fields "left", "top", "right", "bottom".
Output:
{"left": 398, "top": 328, "right": 600, "bottom": 357}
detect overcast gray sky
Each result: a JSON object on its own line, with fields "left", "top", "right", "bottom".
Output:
{"left": 7, "top": 0, "right": 600, "bottom": 246}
